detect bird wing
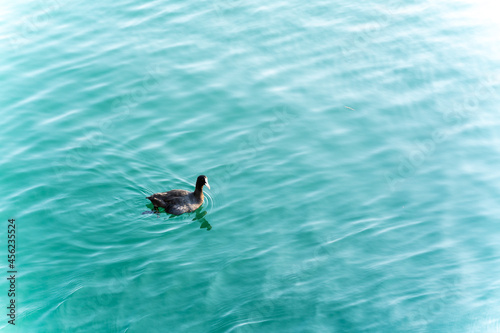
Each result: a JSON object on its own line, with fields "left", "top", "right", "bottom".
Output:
{"left": 147, "top": 189, "right": 191, "bottom": 205}
{"left": 158, "top": 189, "right": 190, "bottom": 200}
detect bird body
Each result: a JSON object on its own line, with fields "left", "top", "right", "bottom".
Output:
{"left": 147, "top": 175, "right": 210, "bottom": 215}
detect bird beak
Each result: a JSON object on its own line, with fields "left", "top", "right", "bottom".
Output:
{"left": 205, "top": 181, "right": 210, "bottom": 189}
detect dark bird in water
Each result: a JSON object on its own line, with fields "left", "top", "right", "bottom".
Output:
{"left": 146, "top": 175, "right": 210, "bottom": 215}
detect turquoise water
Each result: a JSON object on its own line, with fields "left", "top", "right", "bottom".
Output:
{"left": 1, "top": 0, "right": 500, "bottom": 331}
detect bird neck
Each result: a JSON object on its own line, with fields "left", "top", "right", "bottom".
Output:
{"left": 194, "top": 185, "right": 204, "bottom": 199}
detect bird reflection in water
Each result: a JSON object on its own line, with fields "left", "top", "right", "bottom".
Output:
{"left": 192, "top": 208, "right": 212, "bottom": 231}
{"left": 143, "top": 204, "right": 212, "bottom": 230}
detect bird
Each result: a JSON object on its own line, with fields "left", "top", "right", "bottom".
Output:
{"left": 146, "top": 175, "right": 210, "bottom": 215}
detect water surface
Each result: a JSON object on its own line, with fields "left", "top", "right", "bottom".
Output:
{"left": 1, "top": 0, "right": 500, "bottom": 331}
